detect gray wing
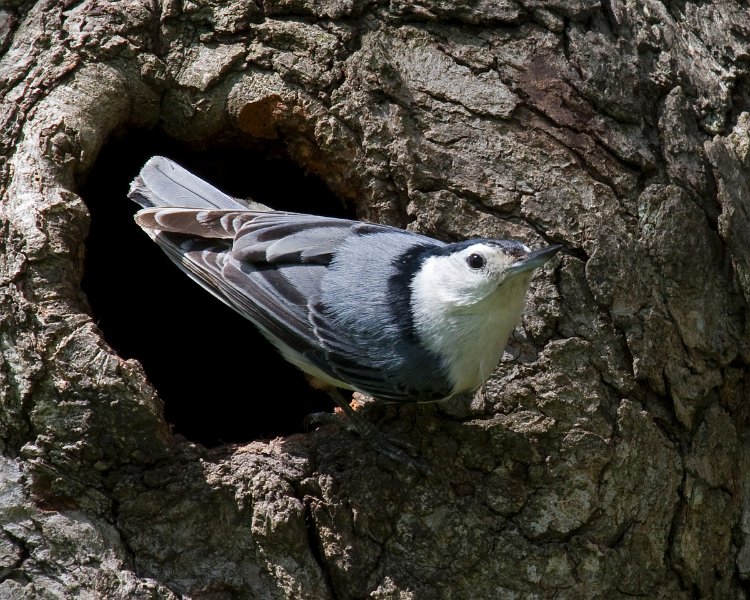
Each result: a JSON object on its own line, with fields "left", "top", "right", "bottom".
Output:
{"left": 146, "top": 231, "right": 328, "bottom": 362}
{"left": 136, "top": 208, "right": 367, "bottom": 341}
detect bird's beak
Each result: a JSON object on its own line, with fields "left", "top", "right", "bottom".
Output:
{"left": 508, "top": 244, "right": 562, "bottom": 275}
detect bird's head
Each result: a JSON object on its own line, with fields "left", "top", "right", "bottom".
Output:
{"left": 413, "top": 240, "right": 562, "bottom": 307}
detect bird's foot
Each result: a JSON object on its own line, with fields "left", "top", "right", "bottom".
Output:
{"left": 305, "top": 391, "right": 432, "bottom": 476}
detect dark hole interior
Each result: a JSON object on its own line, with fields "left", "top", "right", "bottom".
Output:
{"left": 80, "top": 130, "right": 355, "bottom": 447}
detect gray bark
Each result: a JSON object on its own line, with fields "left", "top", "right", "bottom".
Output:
{"left": 1, "top": 0, "right": 749, "bottom": 598}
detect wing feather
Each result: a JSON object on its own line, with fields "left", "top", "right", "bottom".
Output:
{"left": 136, "top": 208, "right": 408, "bottom": 266}
{"left": 150, "top": 232, "right": 328, "bottom": 357}
{"left": 232, "top": 215, "right": 377, "bottom": 264}
{"left": 136, "top": 208, "right": 256, "bottom": 239}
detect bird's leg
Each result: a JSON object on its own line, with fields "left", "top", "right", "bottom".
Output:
{"left": 326, "top": 388, "right": 382, "bottom": 438}
{"left": 306, "top": 388, "right": 432, "bottom": 475}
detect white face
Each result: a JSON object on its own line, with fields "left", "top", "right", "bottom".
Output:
{"left": 409, "top": 241, "right": 539, "bottom": 396}
{"left": 417, "top": 242, "right": 532, "bottom": 307}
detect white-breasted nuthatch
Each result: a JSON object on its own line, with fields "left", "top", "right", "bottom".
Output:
{"left": 129, "top": 157, "right": 560, "bottom": 417}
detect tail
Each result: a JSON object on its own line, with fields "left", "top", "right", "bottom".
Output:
{"left": 126, "top": 156, "right": 259, "bottom": 315}
{"left": 128, "top": 156, "right": 268, "bottom": 211}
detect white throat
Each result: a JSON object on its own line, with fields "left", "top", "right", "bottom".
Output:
{"left": 410, "top": 257, "right": 532, "bottom": 396}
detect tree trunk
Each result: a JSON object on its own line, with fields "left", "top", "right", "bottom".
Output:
{"left": 1, "top": 1, "right": 749, "bottom": 598}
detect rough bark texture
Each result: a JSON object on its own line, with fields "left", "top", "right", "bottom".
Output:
{"left": 1, "top": 1, "right": 749, "bottom": 598}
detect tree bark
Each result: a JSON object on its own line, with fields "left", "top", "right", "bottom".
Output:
{"left": 1, "top": 1, "right": 749, "bottom": 598}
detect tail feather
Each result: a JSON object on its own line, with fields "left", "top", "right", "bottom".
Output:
{"left": 128, "top": 156, "right": 268, "bottom": 211}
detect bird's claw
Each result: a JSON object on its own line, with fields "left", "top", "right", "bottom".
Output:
{"left": 305, "top": 406, "right": 433, "bottom": 476}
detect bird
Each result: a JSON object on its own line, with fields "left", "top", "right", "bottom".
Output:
{"left": 128, "top": 156, "right": 561, "bottom": 442}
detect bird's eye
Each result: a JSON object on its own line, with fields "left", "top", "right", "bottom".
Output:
{"left": 466, "top": 253, "right": 485, "bottom": 269}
